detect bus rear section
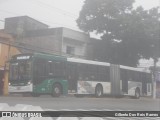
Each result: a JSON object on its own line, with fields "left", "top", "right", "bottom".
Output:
{"left": 119, "top": 65, "right": 152, "bottom": 98}
{"left": 67, "top": 58, "right": 152, "bottom": 98}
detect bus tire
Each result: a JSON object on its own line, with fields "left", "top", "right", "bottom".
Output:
{"left": 95, "top": 85, "right": 103, "bottom": 98}
{"left": 52, "top": 84, "right": 62, "bottom": 97}
{"left": 134, "top": 88, "right": 140, "bottom": 99}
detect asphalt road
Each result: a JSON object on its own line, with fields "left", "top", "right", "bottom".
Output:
{"left": 0, "top": 95, "right": 160, "bottom": 120}
{"left": 0, "top": 95, "right": 159, "bottom": 111}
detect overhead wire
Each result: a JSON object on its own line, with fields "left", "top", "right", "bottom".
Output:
{"left": 0, "top": 1, "right": 82, "bottom": 55}
{"left": 25, "top": 0, "right": 80, "bottom": 30}
{"left": 0, "top": 35, "right": 64, "bottom": 54}
{"left": 32, "top": 0, "right": 78, "bottom": 18}
{"left": 0, "top": 9, "right": 22, "bottom": 16}
{"left": 0, "top": 38, "right": 81, "bottom": 57}
{"left": 0, "top": 8, "right": 79, "bottom": 31}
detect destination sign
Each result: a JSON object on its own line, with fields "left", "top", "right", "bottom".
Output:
{"left": 16, "top": 56, "right": 31, "bottom": 60}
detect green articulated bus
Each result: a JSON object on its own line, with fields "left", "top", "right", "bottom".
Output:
{"left": 9, "top": 53, "right": 152, "bottom": 98}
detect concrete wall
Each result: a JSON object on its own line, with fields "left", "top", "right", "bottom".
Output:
{"left": 22, "top": 35, "right": 62, "bottom": 55}
{"left": 19, "top": 28, "right": 63, "bottom": 55}
{"left": 62, "top": 37, "right": 87, "bottom": 58}
{"left": 0, "top": 32, "right": 20, "bottom": 95}
{"left": 4, "top": 16, "right": 48, "bottom": 35}
{"left": 0, "top": 32, "right": 20, "bottom": 69}
{"left": 62, "top": 28, "right": 89, "bottom": 42}
{"left": 19, "top": 27, "right": 89, "bottom": 58}
{"left": 62, "top": 28, "right": 89, "bottom": 58}
{"left": 4, "top": 16, "right": 90, "bottom": 59}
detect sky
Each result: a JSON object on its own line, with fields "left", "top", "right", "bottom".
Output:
{"left": 0, "top": 0, "right": 159, "bottom": 30}
{"left": 0, "top": 0, "right": 159, "bottom": 66}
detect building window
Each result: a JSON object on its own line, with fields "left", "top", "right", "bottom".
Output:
{"left": 66, "top": 46, "right": 75, "bottom": 55}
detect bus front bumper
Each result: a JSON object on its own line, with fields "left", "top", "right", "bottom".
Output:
{"left": 8, "top": 84, "right": 33, "bottom": 93}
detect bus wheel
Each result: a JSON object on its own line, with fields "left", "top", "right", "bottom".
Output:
{"left": 134, "top": 88, "right": 140, "bottom": 99}
{"left": 52, "top": 84, "right": 62, "bottom": 97}
{"left": 95, "top": 85, "right": 103, "bottom": 98}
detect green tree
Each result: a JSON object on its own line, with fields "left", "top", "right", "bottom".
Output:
{"left": 77, "top": 0, "right": 160, "bottom": 67}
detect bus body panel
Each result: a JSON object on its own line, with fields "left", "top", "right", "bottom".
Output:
{"left": 33, "top": 79, "right": 68, "bottom": 95}
{"left": 77, "top": 81, "right": 111, "bottom": 94}
{"left": 124, "top": 81, "right": 142, "bottom": 96}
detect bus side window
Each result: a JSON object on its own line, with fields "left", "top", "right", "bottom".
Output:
{"left": 78, "top": 63, "right": 88, "bottom": 81}
{"left": 54, "top": 61, "right": 65, "bottom": 78}
{"left": 99, "top": 66, "right": 110, "bottom": 82}
{"left": 33, "top": 59, "right": 47, "bottom": 84}
{"left": 47, "top": 60, "right": 66, "bottom": 79}
{"left": 89, "top": 65, "right": 98, "bottom": 81}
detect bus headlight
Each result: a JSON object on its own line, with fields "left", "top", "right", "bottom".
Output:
{"left": 27, "top": 81, "right": 32, "bottom": 85}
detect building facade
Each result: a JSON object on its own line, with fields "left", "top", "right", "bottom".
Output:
{"left": 0, "top": 31, "right": 20, "bottom": 95}
{"left": 4, "top": 16, "right": 90, "bottom": 59}
{"left": 4, "top": 16, "right": 48, "bottom": 35}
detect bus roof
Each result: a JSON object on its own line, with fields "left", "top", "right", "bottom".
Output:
{"left": 67, "top": 58, "right": 150, "bottom": 73}
{"left": 33, "top": 53, "right": 67, "bottom": 61}
{"left": 120, "top": 65, "right": 150, "bottom": 73}
{"left": 67, "top": 58, "right": 110, "bottom": 66}
{"left": 10, "top": 53, "right": 67, "bottom": 61}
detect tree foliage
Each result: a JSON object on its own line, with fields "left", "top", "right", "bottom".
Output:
{"left": 77, "top": 0, "right": 160, "bottom": 67}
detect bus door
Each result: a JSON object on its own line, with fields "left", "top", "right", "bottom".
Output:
{"left": 141, "top": 73, "right": 147, "bottom": 95}
{"left": 147, "top": 83, "right": 152, "bottom": 96}
{"left": 67, "top": 62, "right": 78, "bottom": 92}
{"left": 141, "top": 73, "right": 152, "bottom": 96}
{"left": 147, "top": 73, "right": 152, "bottom": 96}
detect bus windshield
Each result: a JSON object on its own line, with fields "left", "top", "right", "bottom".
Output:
{"left": 10, "top": 60, "right": 32, "bottom": 81}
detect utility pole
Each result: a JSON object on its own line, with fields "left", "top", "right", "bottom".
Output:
{"left": 152, "top": 57, "right": 157, "bottom": 99}
{"left": 3, "top": 39, "right": 11, "bottom": 96}
{"left": 151, "top": 43, "right": 158, "bottom": 99}
{"left": 151, "top": 36, "right": 159, "bottom": 99}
